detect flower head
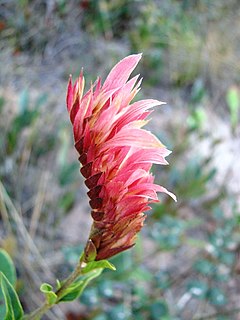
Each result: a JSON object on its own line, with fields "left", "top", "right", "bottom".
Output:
{"left": 67, "top": 54, "right": 176, "bottom": 261}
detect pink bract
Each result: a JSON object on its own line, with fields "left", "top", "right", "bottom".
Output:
{"left": 67, "top": 54, "right": 176, "bottom": 260}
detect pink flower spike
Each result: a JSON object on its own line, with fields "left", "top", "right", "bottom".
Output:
{"left": 66, "top": 54, "right": 176, "bottom": 261}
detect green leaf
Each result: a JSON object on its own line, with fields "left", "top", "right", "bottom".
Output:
{"left": 0, "top": 249, "right": 16, "bottom": 288}
{"left": 40, "top": 283, "right": 57, "bottom": 305}
{"left": 56, "top": 279, "right": 61, "bottom": 290}
{"left": 82, "top": 260, "right": 116, "bottom": 274}
{"left": 58, "top": 269, "right": 103, "bottom": 302}
{"left": 0, "top": 249, "right": 17, "bottom": 316}
{"left": 0, "top": 272, "right": 24, "bottom": 320}
{"left": 83, "top": 240, "right": 97, "bottom": 262}
{"left": 0, "top": 306, "right": 6, "bottom": 319}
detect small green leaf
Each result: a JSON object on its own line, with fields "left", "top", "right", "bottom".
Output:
{"left": 56, "top": 280, "right": 61, "bottom": 290}
{"left": 0, "top": 272, "right": 24, "bottom": 320}
{"left": 58, "top": 269, "right": 103, "bottom": 302}
{"left": 40, "top": 283, "right": 57, "bottom": 305}
{"left": 84, "top": 240, "right": 97, "bottom": 262}
{"left": 82, "top": 260, "right": 116, "bottom": 274}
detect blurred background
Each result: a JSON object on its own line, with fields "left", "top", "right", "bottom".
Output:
{"left": 0, "top": 0, "right": 240, "bottom": 319}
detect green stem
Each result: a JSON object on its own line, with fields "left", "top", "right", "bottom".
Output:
{"left": 25, "top": 258, "right": 85, "bottom": 320}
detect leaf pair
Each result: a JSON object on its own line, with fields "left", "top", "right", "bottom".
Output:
{"left": 40, "top": 259, "right": 116, "bottom": 304}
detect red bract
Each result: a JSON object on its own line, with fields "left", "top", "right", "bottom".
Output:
{"left": 67, "top": 54, "right": 176, "bottom": 261}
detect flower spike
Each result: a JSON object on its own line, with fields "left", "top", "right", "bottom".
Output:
{"left": 67, "top": 54, "right": 176, "bottom": 261}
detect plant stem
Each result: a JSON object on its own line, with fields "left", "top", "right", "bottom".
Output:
{"left": 25, "top": 258, "right": 85, "bottom": 320}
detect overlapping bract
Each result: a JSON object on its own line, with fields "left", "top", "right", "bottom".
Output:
{"left": 67, "top": 54, "right": 176, "bottom": 260}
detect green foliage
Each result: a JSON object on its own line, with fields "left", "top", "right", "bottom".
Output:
{"left": 59, "top": 269, "right": 103, "bottom": 302}
{"left": 82, "top": 260, "right": 116, "bottom": 274}
{"left": 57, "top": 260, "right": 115, "bottom": 303}
{"left": 6, "top": 90, "right": 46, "bottom": 154}
{"left": 0, "top": 272, "right": 24, "bottom": 320}
{"left": 34, "top": 259, "right": 117, "bottom": 314}
{"left": 80, "top": 0, "right": 134, "bottom": 39}
{"left": 0, "top": 250, "right": 17, "bottom": 318}
{"left": 0, "top": 249, "right": 16, "bottom": 289}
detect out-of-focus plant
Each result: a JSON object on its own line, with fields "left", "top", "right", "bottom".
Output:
{"left": 6, "top": 89, "right": 46, "bottom": 154}
{"left": 128, "top": 1, "right": 203, "bottom": 86}
{"left": 80, "top": 0, "right": 134, "bottom": 40}
{"left": 226, "top": 85, "right": 240, "bottom": 134}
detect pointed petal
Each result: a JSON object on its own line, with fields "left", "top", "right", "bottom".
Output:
{"left": 102, "top": 54, "right": 142, "bottom": 91}
{"left": 101, "top": 127, "right": 164, "bottom": 152}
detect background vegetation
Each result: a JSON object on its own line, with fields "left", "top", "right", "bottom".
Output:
{"left": 0, "top": 0, "right": 240, "bottom": 319}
